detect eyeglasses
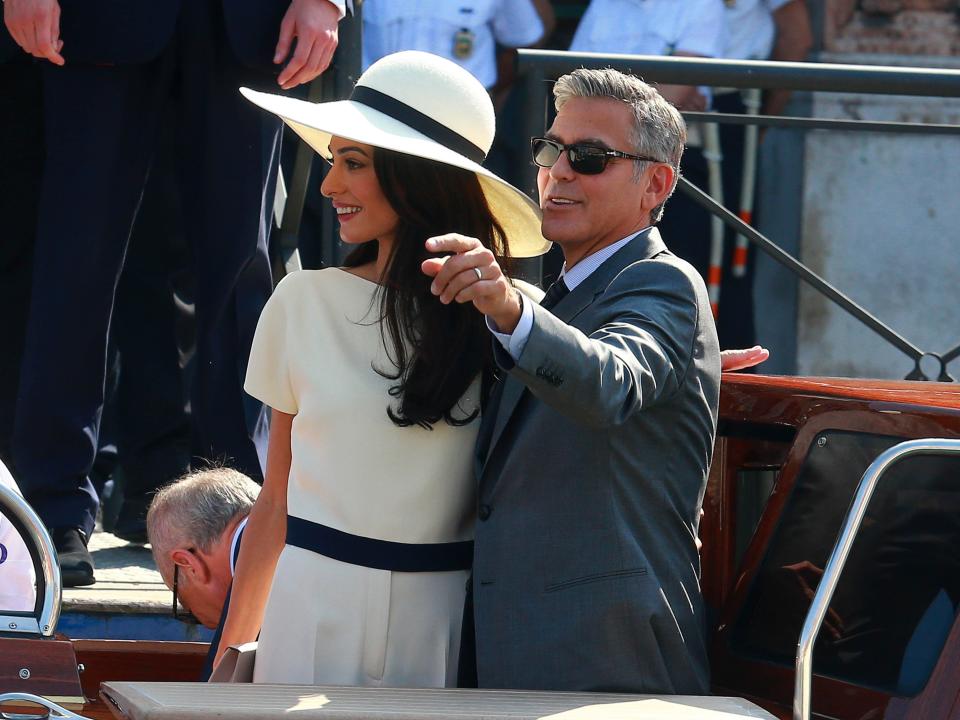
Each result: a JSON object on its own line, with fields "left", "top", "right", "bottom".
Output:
{"left": 531, "top": 137, "right": 663, "bottom": 176}
{"left": 171, "top": 551, "right": 200, "bottom": 624}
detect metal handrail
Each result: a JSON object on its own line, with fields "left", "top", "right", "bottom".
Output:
{"left": 675, "top": 178, "right": 924, "bottom": 363}
{"left": 0, "top": 483, "right": 61, "bottom": 637}
{"left": 680, "top": 111, "right": 960, "bottom": 136}
{"left": 517, "top": 50, "right": 960, "bottom": 98}
{"left": 793, "top": 438, "right": 960, "bottom": 720}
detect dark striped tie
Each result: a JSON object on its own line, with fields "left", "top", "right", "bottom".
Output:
{"left": 540, "top": 278, "right": 570, "bottom": 310}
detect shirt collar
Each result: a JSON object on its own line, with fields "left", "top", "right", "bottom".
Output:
{"left": 559, "top": 228, "right": 651, "bottom": 291}
{"left": 229, "top": 516, "right": 249, "bottom": 577}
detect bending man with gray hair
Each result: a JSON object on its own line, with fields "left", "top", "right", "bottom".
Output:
{"left": 147, "top": 467, "right": 259, "bottom": 629}
{"left": 424, "top": 68, "right": 720, "bottom": 693}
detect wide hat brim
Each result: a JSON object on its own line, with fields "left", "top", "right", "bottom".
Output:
{"left": 241, "top": 87, "right": 550, "bottom": 258}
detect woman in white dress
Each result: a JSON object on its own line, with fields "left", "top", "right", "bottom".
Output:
{"left": 214, "top": 51, "right": 548, "bottom": 687}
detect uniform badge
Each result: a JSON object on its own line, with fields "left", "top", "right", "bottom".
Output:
{"left": 454, "top": 28, "right": 475, "bottom": 60}
{"left": 724, "top": 0, "right": 737, "bottom": 6}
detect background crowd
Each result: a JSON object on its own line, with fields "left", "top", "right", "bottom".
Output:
{"left": 0, "top": 0, "right": 810, "bottom": 587}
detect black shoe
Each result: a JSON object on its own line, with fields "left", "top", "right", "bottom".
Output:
{"left": 51, "top": 527, "right": 96, "bottom": 587}
{"left": 113, "top": 494, "right": 150, "bottom": 544}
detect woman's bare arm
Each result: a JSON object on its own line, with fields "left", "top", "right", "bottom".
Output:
{"left": 213, "top": 409, "right": 294, "bottom": 667}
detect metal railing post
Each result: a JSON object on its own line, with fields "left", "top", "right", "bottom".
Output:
{"left": 521, "top": 67, "right": 547, "bottom": 200}
{"left": 273, "top": 1, "right": 363, "bottom": 274}
{"left": 275, "top": 79, "right": 325, "bottom": 276}
{"left": 512, "top": 65, "right": 550, "bottom": 284}
{"left": 793, "top": 438, "right": 960, "bottom": 720}
{"left": 318, "top": 0, "right": 363, "bottom": 268}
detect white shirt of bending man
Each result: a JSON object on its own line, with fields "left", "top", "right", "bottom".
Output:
{"left": 0, "top": 460, "right": 37, "bottom": 613}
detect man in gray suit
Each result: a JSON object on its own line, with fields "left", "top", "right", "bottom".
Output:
{"left": 424, "top": 68, "right": 720, "bottom": 694}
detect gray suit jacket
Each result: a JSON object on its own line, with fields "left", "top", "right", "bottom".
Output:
{"left": 472, "top": 228, "right": 720, "bottom": 694}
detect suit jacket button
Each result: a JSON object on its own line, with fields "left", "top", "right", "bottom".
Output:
{"left": 478, "top": 504, "right": 492, "bottom": 521}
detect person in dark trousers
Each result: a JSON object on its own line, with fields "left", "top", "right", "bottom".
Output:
{"left": 2, "top": 0, "right": 346, "bottom": 586}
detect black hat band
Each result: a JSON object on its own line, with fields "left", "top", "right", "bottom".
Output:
{"left": 350, "top": 85, "right": 487, "bottom": 165}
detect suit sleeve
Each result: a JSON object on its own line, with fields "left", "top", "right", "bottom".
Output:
{"left": 498, "top": 260, "right": 702, "bottom": 427}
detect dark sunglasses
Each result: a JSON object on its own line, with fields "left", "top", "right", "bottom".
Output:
{"left": 172, "top": 552, "right": 201, "bottom": 624}
{"left": 531, "top": 137, "right": 663, "bottom": 176}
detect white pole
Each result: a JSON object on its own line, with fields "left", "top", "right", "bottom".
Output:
{"left": 702, "top": 117, "right": 725, "bottom": 318}
{"left": 733, "top": 88, "right": 762, "bottom": 278}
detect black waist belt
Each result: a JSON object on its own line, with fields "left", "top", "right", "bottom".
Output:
{"left": 286, "top": 515, "right": 473, "bottom": 572}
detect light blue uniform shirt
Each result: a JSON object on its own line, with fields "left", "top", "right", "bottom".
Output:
{"left": 724, "top": 0, "right": 793, "bottom": 60}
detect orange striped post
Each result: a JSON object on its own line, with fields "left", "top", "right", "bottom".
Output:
{"left": 703, "top": 119, "right": 725, "bottom": 319}
{"left": 733, "top": 89, "right": 762, "bottom": 278}
{"left": 707, "top": 262, "right": 722, "bottom": 318}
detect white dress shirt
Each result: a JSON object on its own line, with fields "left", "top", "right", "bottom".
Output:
{"left": 229, "top": 516, "right": 249, "bottom": 577}
{"left": 362, "top": 0, "right": 544, "bottom": 89}
{"left": 490, "top": 230, "right": 649, "bottom": 359}
{"left": 723, "top": 0, "right": 793, "bottom": 60}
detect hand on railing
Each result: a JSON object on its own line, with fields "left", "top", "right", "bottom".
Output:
{"left": 721, "top": 346, "right": 770, "bottom": 372}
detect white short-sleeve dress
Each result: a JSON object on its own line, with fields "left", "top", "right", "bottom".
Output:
{"left": 244, "top": 268, "right": 479, "bottom": 687}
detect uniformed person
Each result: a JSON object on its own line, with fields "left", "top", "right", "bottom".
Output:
{"left": 362, "top": 0, "right": 545, "bottom": 90}
{"left": 570, "top": 0, "right": 726, "bottom": 111}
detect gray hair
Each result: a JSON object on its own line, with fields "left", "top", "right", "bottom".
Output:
{"left": 553, "top": 68, "right": 686, "bottom": 223}
{"left": 146, "top": 467, "right": 259, "bottom": 577}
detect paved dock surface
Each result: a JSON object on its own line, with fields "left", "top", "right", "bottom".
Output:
{"left": 58, "top": 532, "right": 212, "bottom": 641}
{"left": 63, "top": 532, "right": 169, "bottom": 613}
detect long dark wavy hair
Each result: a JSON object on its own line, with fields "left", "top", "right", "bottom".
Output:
{"left": 342, "top": 148, "right": 512, "bottom": 429}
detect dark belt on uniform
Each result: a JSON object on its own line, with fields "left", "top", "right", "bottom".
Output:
{"left": 286, "top": 515, "right": 473, "bottom": 572}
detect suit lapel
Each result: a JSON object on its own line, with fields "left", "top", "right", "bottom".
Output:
{"left": 475, "top": 375, "right": 504, "bottom": 478}
{"left": 483, "top": 374, "right": 526, "bottom": 466}
{"left": 479, "top": 228, "right": 668, "bottom": 480}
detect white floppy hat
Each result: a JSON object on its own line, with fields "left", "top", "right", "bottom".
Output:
{"left": 241, "top": 51, "right": 550, "bottom": 258}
